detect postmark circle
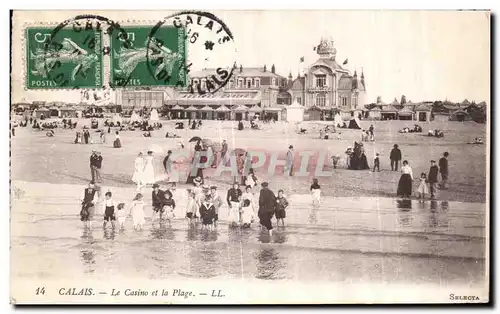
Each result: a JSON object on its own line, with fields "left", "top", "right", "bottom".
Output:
{"left": 40, "top": 15, "right": 131, "bottom": 89}
{"left": 146, "top": 11, "right": 238, "bottom": 94}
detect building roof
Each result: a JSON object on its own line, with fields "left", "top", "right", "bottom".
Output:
{"left": 461, "top": 99, "right": 471, "bottom": 105}
{"left": 171, "top": 105, "right": 184, "bottom": 110}
{"left": 369, "top": 107, "right": 381, "bottom": 111}
{"left": 390, "top": 99, "right": 400, "bottom": 106}
{"left": 170, "top": 91, "right": 261, "bottom": 106}
{"left": 232, "top": 105, "right": 249, "bottom": 112}
{"left": 309, "top": 58, "right": 345, "bottom": 72}
{"left": 443, "top": 104, "right": 459, "bottom": 110}
{"left": 199, "top": 105, "right": 214, "bottom": 111}
{"left": 451, "top": 109, "right": 470, "bottom": 116}
{"left": 185, "top": 106, "right": 199, "bottom": 111}
{"left": 215, "top": 105, "right": 231, "bottom": 112}
{"left": 248, "top": 106, "right": 263, "bottom": 112}
{"left": 381, "top": 104, "right": 399, "bottom": 112}
{"left": 288, "top": 101, "right": 304, "bottom": 109}
{"left": 414, "top": 103, "right": 432, "bottom": 111}
{"left": 398, "top": 106, "right": 414, "bottom": 114}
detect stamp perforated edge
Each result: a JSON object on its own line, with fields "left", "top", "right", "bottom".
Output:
{"left": 18, "top": 19, "right": 164, "bottom": 92}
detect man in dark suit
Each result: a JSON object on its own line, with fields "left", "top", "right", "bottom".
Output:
{"left": 428, "top": 160, "right": 439, "bottom": 199}
{"left": 90, "top": 151, "right": 97, "bottom": 182}
{"left": 438, "top": 152, "right": 449, "bottom": 189}
{"left": 94, "top": 151, "right": 103, "bottom": 183}
{"left": 390, "top": 144, "right": 402, "bottom": 171}
{"left": 258, "top": 182, "right": 277, "bottom": 236}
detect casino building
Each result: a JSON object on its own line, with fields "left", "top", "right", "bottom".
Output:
{"left": 112, "top": 37, "right": 366, "bottom": 121}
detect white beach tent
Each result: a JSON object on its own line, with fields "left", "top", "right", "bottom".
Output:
{"left": 286, "top": 101, "right": 305, "bottom": 122}
{"left": 150, "top": 108, "right": 159, "bottom": 122}
{"left": 130, "top": 111, "right": 141, "bottom": 123}
{"left": 334, "top": 113, "right": 343, "bottom": 127}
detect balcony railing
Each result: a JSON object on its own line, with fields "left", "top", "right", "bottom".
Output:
{"left": 307, "top": 86, "right": 331, "bottom": 92}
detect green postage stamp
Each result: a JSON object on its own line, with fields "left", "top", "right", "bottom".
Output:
{"left": 109, "top": 26, "right": 187, "bottom": 88}
{"left": 25, "top": 25, "right": 187, "bottom": 89}
{"left": 26, "top": 27, "right": 103, "bottom": 89}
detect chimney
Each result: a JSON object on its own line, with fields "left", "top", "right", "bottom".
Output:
{"left": 263, "top": 65, "right": 267, "bottom": 72}
{"left": 361, "top": 69, "right": 365, "bottom": 86}
{"left": 271, "top": 64, "right": 275, "bottom": 74}
{"left": 240, "top": 64, "right": 243, "bottom": 73}
{"left": 353, "top": 70, "right": 357, "bottom": 77}
{"left": 288, "top": 71, "right": 292, "bottom": 79}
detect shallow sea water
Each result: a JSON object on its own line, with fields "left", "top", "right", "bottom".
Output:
{"left": 11, "top": 183, "right": 486, "bottom": 287}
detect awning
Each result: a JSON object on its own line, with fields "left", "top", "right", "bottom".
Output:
{"left": 175, "top": 91, "right": 261, "bottom": 105}
{"left": 265, "top": 107, "right": 284, "bottom": 112}
{"left": 307, "top": 105, "right": 324, "bottom": 112}
{"left": 248, "top": 106, "right": 263, "bottom": 113}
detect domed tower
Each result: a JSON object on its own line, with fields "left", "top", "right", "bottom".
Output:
{"left": 317, "top": 36, "right": 337, "bottom": 61}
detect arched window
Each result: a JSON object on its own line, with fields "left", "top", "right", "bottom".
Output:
{"left": 255, "top": 78, "right": 261, "bottom": 88}
{"left": 316, "top": 74, "right": 326, "bottom": 87}
{"left": 238, "top": 78, "right": 244, "bottom": 88}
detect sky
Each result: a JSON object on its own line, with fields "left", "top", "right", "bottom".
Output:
{"left": 11, "top": 10, "right": 491, "bottom": 104}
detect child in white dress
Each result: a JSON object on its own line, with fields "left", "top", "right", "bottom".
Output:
{"left": 185, "top": 189, "right": 197, "bottom": 225}
{"left": 128, "top": 193, "right": 145, "bottom": 230}
{"left": 116, "top": 203, "right": 127, "bottom": 229}
{"left": 417, "top": 172, "right": 429, "bottom": 200}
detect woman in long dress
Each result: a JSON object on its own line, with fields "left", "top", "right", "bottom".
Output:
{"left": 132, "top": 152, "right": 145, "bottom": 187}
{"left": 128, "top": 193, "right": 145, "bottom": 230}
{"left": 397, "top": 160, "right": 414, "bottom": 198}
{"left": 142, "top": 151, "right": 156, "bottom": 185}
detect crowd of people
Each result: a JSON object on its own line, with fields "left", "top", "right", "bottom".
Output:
{"left": 79, "top": 175, "right": 328, "bottom": 236}
{"left": 395, "top": 152, "right": 450, "bottom": 200}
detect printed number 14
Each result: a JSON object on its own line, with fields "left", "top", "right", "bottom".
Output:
{"left": 35, "top": 287, "right": 46, "bottom": 295}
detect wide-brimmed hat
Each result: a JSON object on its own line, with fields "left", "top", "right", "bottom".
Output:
{"left": 261, "top": 182, "right": 269, "bottom": 188}
{"left": 193, "top": 177, "right": 202, "bottom": 184}
{"left": 152, "top": 183, "right": 160, "bottom": 188}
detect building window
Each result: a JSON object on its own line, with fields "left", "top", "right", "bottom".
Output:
{"left": 247, "top": 79, "right": 252, "bottom": 88}
{"left": 201, "top": 78, "right": 206, "bottom": 90}
{"left": 341, "top": 97, "right": 347, "bottom": 106}
{"left": 272, "top": 78, "right": 276, "bottom": 86}
{"left": 229, "top": 79, "right": 234, "bottom": 88}
{"left": 255, "top": 78, "right": 260, "bottom": 88}
{"left": 316, "top": 74, "right": 326, "bottom": 88}
{"left": 297, "top": 97, "right": 302, "bottom": 104}
{"left": 280, "top": 79, "right": 285, "bottom": 87}
{"left": 238, "top": 78, "right": 243, "bottom": 88}
{"left": 316, "top": 94, "right": 326, "bottom": 107}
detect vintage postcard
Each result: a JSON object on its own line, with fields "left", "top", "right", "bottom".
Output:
{"left": 10, "top": 10, "right": 490, "bottom": 304}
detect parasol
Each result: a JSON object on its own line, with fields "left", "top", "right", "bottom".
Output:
{"left": 189, "top": 136, "right": 202, "bottom": 143}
